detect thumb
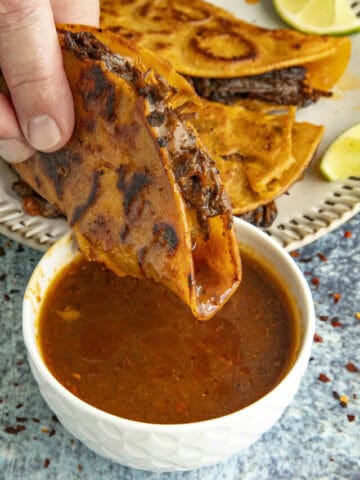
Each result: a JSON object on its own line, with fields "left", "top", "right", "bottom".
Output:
{"left": 0, "top": 0, "right": 74, "bottom": 153}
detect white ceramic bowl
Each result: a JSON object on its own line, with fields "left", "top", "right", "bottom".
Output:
{"left": 23, "top": 219, "right": 315, "bottom": 472}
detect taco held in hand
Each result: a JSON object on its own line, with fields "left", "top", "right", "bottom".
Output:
{"left": 0, "top": 27, "right": 241, "bottom": 320}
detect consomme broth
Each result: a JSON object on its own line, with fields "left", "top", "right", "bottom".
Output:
{"left": 38, "top": 249, "right": 301, "bottom": 424}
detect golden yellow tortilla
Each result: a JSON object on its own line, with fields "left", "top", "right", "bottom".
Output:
{"left": 193, "top": 100, "right": 324, "bottom": 214}
{"left": 192, "top": 101, "right": 296, "bottom": 194}
{"left": 100, "top": 0, "right": 350, "bottom": 88}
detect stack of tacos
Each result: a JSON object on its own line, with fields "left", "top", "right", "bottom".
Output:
{"left": 100, "top": 0, "right": 350, "bottom": 106}
{"left": 0, "top": 1, "right": 351, "bottom": 316}
{"left": 100, "top": 0, "right": 349, "bottom": 219}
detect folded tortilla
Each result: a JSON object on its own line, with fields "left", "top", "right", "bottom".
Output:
{"left": 0, "top": 26, "right": 241, "bottom": 320}
{"left": 192, "top": 100, "right": 324, "bottom": 214}
{"left": 100, "top": 0, "right": 351, "bottom": 106}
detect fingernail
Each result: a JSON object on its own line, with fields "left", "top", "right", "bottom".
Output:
{"left": 28, "top": 115, "right": 61, "bottom": 151}
{"left": 0, "top": 138, "right": 33, "bottom": 163}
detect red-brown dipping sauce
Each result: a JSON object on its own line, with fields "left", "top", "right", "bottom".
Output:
{"left": 38, "top": 250, "right": 300, "bottom": 424}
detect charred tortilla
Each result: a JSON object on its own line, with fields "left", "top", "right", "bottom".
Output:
{"left": 0, "top": 26, "right": 241, "bottom": 320}
{"left": 100, "top": 0, "right": 350, "bottom": 107}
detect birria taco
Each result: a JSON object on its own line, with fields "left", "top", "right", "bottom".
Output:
{"left": 192, "top": 101, "right": 324, "bottom": 214}
{"left": 0, "top": 26, "right": 241, "bottom": 320}
{"left": 100, "top": 0, "right": 351, "bottom": 107}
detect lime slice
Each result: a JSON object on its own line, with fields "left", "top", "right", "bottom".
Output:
{"left": 273, "top": 0, "right": 360, "bottom": 35}
{"left": 320, "top": 123, "right": 360, "bottom": 181}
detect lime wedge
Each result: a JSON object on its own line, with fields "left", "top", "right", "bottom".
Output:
{"left": 320, "top": 123, "right": 360, "bottom": 181}
{"left": 273, "top": 0, "right": 360, "bottom": 35}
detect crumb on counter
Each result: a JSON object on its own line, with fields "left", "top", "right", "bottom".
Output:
{"left": 313, "top": 333, "right": 323, "bottom": 343}
{"left": 345, "top": 362, "right": 359, "bottom": 373}
{"left": 331, "top": 317, "right": 342, "bottom": 327}
{"left": 332, "top": 293, "right": 341, "bottom": 304}
{"left": 318, "top": 373, "right": 331, "bottom": 383}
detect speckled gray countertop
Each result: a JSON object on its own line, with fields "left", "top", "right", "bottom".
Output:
{"left": 0, "top": 215, "right": 359, "bottom": 480}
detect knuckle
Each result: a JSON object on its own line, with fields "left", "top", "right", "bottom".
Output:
{"left": 8, "top": 70, "right": 58, "bottom": 93}
{"left": 0, "top": 0, "right": 43, "bottom": 29}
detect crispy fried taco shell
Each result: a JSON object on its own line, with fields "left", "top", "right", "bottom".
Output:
{"left": 0, "top": 26, "right": 241, "bottom": 320}
{"left": 100, "top": 0, "right": 350, "bottom": 106}
{"left": 192, "top": 101, "right": 324, "bottom": 214}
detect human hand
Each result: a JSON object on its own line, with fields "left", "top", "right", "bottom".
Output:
{"left": 0, "top": 0, "right": 100, "bottom": 163}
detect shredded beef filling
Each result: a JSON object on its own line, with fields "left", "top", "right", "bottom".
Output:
{"left": 12, "top": 180, "right": 62, "bottom": 218}
{"left": 237, "top": 201, "right": 278, "bottom": 228}
{"left": 188, "top": 67, "right": 331, "bottom": 107}
{"left": 165, "top": 110, "right": 231, "bottom": 236}
{"left": 59, "top": 30, "right": 231, "bottom": 234}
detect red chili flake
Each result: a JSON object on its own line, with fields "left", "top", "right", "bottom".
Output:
{"left": 4, "top": 425, "right": 26, "bottom": 434}
{"left": 32, "top": 418, "right": 40, "bottom": 423}
{"left": 331, "top": 317, "right": 342, "bottom": 327}
{"left": 317, "top": 253, "right": 328, "bottom": 262}
{"left": 311, "top": 277, "right": 320, "bottom": 286}
{"left": 290, "top": 251, "right": 300, "bottom": 258}
{"left": 299, "top": 257, "right": 313, "bottom": 263}
{"left": 78, "top": 464, "right": 83, "bottom": 472}
{"left": 319, "top": 315, "right": 329, "bottom": 322}
{"left": 314, "top": 333, "right": 323, "bottom": 343}
{"left": 333, "top": 293, "right": 342, "bottom": 304}
{"left": 319, "top": 373, "right": 331, "bottom": 383}
{"left": 16, "top": 360, "right": 24, "bottom": 366}
{"left": 44, "top": 458, "right": 50, "bottom": 469}
{"left": 333, "top": 390, "right": 340, "bottom": 400}
{"left": 346, "top": 362, "right": 359, "bottom": 373}
{"left": 15, "top": 403, "right": 23, "bottom": 409}
{"left": 3, "top": 294, "right": 10, "bottom": 301}
{"left": 344, "top": 230, "right": 352, "bottom": 238}
{"left": 16, "top": 417, "right": 28, "bottom": 423}
{"left": 347, "top": 414, "right": 355, "bottom": 422}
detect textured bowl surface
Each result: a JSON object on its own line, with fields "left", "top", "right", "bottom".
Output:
{"left": 23, "top": 220, "right": 315, "bottom": 472}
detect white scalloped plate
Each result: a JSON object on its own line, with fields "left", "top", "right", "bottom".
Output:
{"left": 0, "top": 0, "right": 360, "bottom": 252}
